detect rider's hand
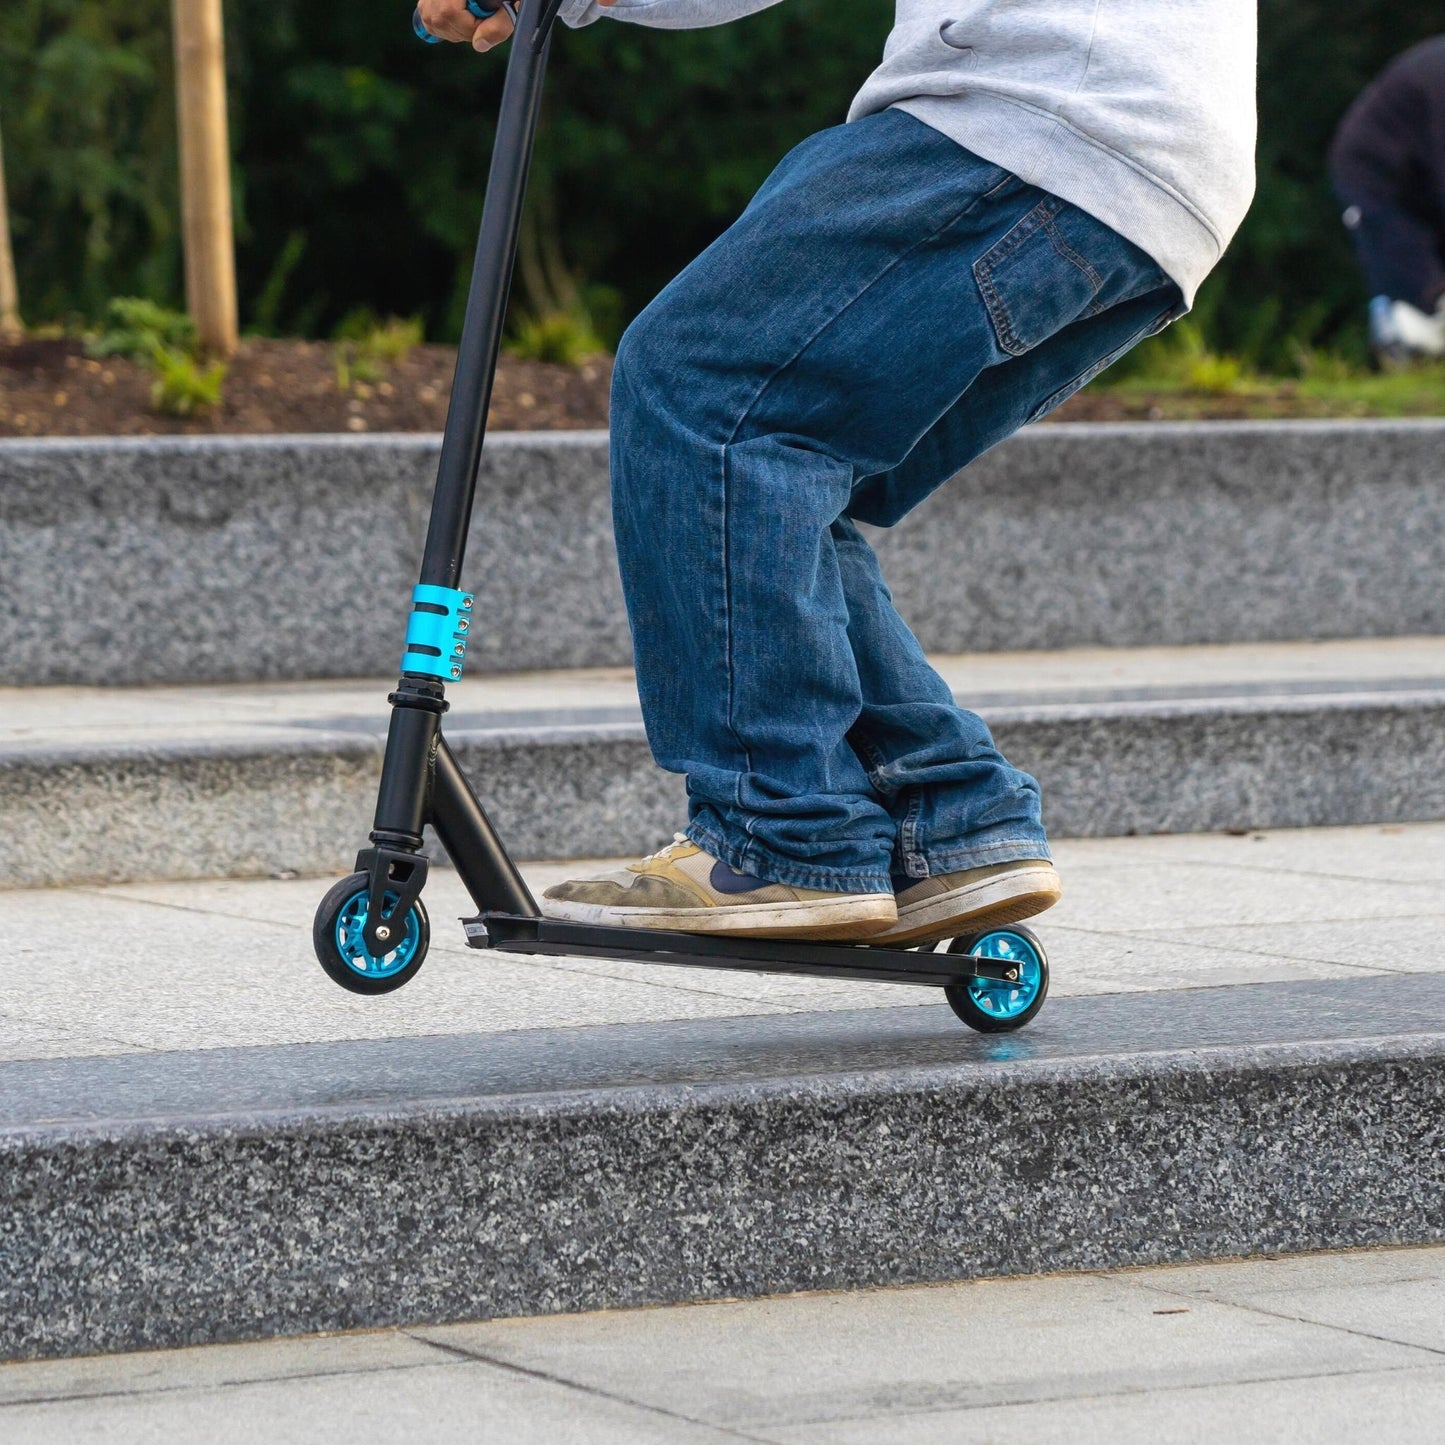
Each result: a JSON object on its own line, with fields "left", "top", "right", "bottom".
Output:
{"left": 416, "top": 0, "right": 514, "bottom": 51}
{"left": 417, "top": 0, "right": 614, "bottom": 52}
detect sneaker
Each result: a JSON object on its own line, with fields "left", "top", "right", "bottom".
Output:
{"left": 870, "top": 859, "right": 1062, "bottom": 947}
{"left": 1370, "top": 294, "right": 1445, "bottom": 366}
{"left": 539, "top": 835, "right": 897, "bottom": 940}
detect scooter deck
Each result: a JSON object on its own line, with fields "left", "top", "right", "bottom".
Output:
{"left": 466, "top": 913, "right": 1019, "bottom": 989}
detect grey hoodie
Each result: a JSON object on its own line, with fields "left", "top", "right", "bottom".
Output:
{"left": 558, "top": 0, "right": 1257, "bottom": 304}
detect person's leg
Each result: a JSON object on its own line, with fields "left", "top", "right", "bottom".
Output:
{"left": 549, "top": 108, "right": 1173, "bottom": 932}
{"left": 835, "top": 288, "right": 1179, "bottom": 942}
{"left": 1333, "top": 182, "right": 1445, "bottom": 362}
{"left": 1333, "top": 184, "right": 1445, "bottom": 315}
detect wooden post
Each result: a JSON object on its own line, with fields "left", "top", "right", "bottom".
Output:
{"left": 0, "top": 116, "right": 21, "bottom": 339}
{"left": 172, "top": 0, "right": 237, "bottom": 356}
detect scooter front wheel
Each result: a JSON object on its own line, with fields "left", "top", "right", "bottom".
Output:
{"left": 313, "top": 871, "right": 430, "bottom": 995}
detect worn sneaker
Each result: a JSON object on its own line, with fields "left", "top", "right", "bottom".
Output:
{"left": 870, "top": 859, "right": 1062, "bottom": 947}
{"left": 540, "top": 835, "right": 897, "bottom": 940}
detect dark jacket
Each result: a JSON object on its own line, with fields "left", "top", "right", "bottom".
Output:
{"left": 1330, "top": 35, "right": 1445, "bottom": 225}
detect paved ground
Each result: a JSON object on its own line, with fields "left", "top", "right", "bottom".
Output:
{"left": 3, "top": 1244, "right": 1443, "bottom": 1442}
{"left": 2, "top": 819, "right": 1442, "bottom": 1061}
{"left": 5, "top": 636, "right": 1444, "bottom": 753}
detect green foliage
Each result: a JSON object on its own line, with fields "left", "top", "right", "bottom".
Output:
{"left": 82, "top": 295, "right": 226, "bottom": 413}
{"left": 332, "top": 309, "right": 423, "bottom": 390}
{"left": 335, "top": 309, "right": 423, "bottom": 361}
{"left": 0, "top": 0, "right": 177, "bottom": 320}
{"left": 149, "top": 346, "right": 228, "bottom": 415}
{"left": 1291, "top": 361, "right": 1445, "bottom": 415}
{"left": 86, "top": 295, "right": 195, "bottom": 360}
{"left": 1111, "top": 319, "right": 1252, "bottom": 394}
{"left": 506, "top": 307, "right": 606, "bottom": 366}
{"left": 1, "top": 0, "right": 1441, "bottom": 360}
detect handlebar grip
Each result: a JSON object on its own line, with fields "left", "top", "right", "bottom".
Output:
{"left": 413, "top": 0, "right": 500, "bottom": 43}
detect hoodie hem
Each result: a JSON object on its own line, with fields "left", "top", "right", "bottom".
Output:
{"left": 889, "top": 93, "right": 1223, "bottom": 307}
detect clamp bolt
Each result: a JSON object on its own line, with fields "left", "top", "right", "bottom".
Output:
{"left": 451, "top": 667, "right": 462, "bottom": 679}
{"left": 454, "top": 643, "right": 466, "bottom": 656}
{"left": 458, "top": 619, "right": 470, "bottom": 633}
{"left": 461, "top": 596, "right": 473, "bottom": 610}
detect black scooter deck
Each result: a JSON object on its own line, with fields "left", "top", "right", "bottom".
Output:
{"left": 467, "top": 914, "right": 1019, "bottom": 989}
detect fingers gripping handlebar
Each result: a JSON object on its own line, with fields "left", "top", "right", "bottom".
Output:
{"left": 413, "top": 0, "right": 520, "bottom": 42}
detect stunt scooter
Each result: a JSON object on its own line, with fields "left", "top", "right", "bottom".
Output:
{"left": 310, "top": 0, "right": 1051, "bottom": 1034}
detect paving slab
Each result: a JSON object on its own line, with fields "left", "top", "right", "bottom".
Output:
{"left": 3, "top": 823, "right": 1436, "bottom": 1061}
{"left": 4, "top": 1246, "right": 1445, "bottom": 1443}
{"left": 0, "top": 1356, "right": 741, "bottom": 1445}
{"left": 774, "top": 1367, "right": 1445, "bottom": 1444}
{"left": 419, "top": 1261, "right": 1434, "bottom": 1434}
{"left": 5, "top": 638, "right": 1445, "bottom": 886}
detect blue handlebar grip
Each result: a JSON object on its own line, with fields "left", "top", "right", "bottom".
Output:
{"left": 413, "top": 0, "right": 499, "bottom": 43}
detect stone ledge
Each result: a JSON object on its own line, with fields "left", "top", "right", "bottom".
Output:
{"left": 5, "top": 421, "right": 1445, "bottom": 684}
{"left": 4, "top": 974, "right": 1444, "bottom": 1361}
{"left": 4, "top": 686, "right": 1444, "bottom": 886}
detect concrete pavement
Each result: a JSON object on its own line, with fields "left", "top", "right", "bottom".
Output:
{"left": 3, "top": 819, "right": 1444, "bottom": 1060}
{"left": 3, "top": 1244, "right": 1443, "bottom": 1442}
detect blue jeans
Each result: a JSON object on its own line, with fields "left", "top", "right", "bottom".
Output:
{"left": 610, "top": 108, "right": 1180, "bottom": 894}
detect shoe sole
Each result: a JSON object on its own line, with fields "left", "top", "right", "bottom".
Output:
{"left": 539, "top": 894, "right": 898, "bottom": 941}
{"left": 872, "top": 866, "right": 1063, "bottom": 948}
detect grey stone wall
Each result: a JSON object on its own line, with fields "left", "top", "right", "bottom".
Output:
{"left": 4, "top": 421, "right": 1445, "bottom": 685}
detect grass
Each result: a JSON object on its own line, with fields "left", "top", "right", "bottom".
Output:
{"left": 1089, "top": 319, "right": 1445, "bottom": 420}
{"left": 506, "top": 308, "right": 607, "bottom": 367}
{"left": 83, "top": 297, "right": 229, "bottom": 416}
{"left": 332, "top": 311, "right": 424, "bottom": 392}
{"left": 149, "top": 347, "right": 229, "bottom": 417}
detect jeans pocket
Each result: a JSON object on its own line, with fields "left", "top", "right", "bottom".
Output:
{"left": 1023, "top": 303, "right": 1179, "bottom": 424}
{"left": 974, "top": 197, "right": 1118, "bottom": 357}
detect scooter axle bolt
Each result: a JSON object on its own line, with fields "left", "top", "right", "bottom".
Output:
{"left": 375, "top": 925, "right": 392, "bottom": 942}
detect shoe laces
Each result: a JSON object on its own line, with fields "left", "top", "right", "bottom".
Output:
{"left": 640, "top": 832, "right": 691, "bottom": 865}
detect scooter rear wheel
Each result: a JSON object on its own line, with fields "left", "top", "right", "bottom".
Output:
{"left": 313, "top": 871, "right": 430, "bottom": 995}
{"left": 943, "top": 925, "right": 1048, "bottom": 1033}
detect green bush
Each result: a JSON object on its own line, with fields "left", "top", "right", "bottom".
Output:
{"left": 82, "top": 294, "right": 227, "bottom": 413}
{"left": 86, "top": 295, "right": 195, "bottom": 360}
{"left": 1, "top": 0, "right": 1441, "bottom": 363}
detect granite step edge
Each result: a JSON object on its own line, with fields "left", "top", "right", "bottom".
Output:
{"left": 4, "top": 996, "right": 1444, "bottom": 1362}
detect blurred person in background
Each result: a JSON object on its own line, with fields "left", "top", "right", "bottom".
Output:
{"left": 1330, "top": 35, "right": 1445, "bottom": 366}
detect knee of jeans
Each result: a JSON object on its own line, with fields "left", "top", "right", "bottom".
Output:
{"left": 612, "top": 302, "right": 673, "bottom": 421}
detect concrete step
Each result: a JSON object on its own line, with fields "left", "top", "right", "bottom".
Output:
{"left": 4, "top": 638, "right": 1445, "bottom": 888}
{"left": 4, "top": 972, "right": 1444, "bottom": 1361}
{"left": 3, "top": 421, "right": 1444, "bottom": 686}
{"left": 4, "top": 820, "right": 1441, "bottom": 1361}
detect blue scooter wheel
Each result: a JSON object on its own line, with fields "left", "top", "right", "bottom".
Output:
{"left": 943, "top": 925, "right": 1048, "bottom": 1032}
{"left": 313, "top": 871, "right": 430, "bottom": 995}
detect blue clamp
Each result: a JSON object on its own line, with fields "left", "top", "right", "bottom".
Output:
{"left": 401, "top": 584, "right": 475, "bottom": 681}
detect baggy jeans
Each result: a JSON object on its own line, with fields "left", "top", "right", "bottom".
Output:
{"left": 609, "top": 108, "right": 1181, "bottom": 893}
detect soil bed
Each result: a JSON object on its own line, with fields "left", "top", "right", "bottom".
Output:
{"left": 1, "top": 335, "right": 1441, "bottom": 436}
{"left": 0, "top": 337, "right": 610, "bottom": 437}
